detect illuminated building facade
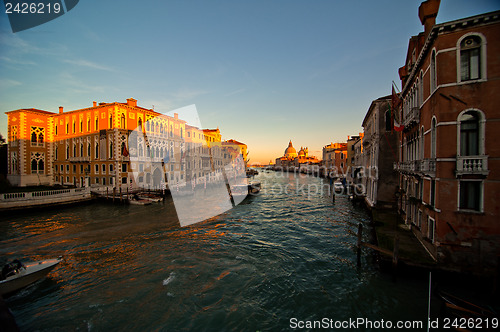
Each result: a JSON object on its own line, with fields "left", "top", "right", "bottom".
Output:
{"left": 6, "top": 98, "right": 245, "bottom": 189}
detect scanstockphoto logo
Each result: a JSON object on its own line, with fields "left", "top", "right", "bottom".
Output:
{"left": 3, "top": 0, "right": 79, "bottom": 33}
{"left": 127, "top": 105, "right": 249, "bottom": 228}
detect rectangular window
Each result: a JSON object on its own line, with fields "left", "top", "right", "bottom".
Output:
{"left": 459, "top": 181, "right": 481, "bottom": 211}
{"left": 430, "top": 179, "right": 436, "bottom": 207}
{"left": 122, "top": 177, "right": 127, "bottom": 184}
{"left": 122, "top": 163, "right": 127, "bottom": 172}
{"left": 95, "top": 164, "right": 99, "bottom": 174}
{"left": 461, "top": 48, "right": 480, "bottom": 81}
{"left": 102, "top": 164, "right": 106, "bottom": 173}
{"left": 428, "top": 217, "right": 435, "bottom": 243}
{"left": 66, "top": 165, "right": 70, "bottom": 173}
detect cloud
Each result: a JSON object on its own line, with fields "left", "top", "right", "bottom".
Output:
{"left": 63, "top": 59, "right": 117, "bottom": 72}
{"left": 0, "top": 79, "right": 22, "bottom": 89}
{"left": 171, "top": 88, "right": 208, "bottom": 101}
{"left": 0, "top": 56, "right": 36, "bottom": 66}
{"left": 224, "top": 88, "right": 246, "bottom": 97}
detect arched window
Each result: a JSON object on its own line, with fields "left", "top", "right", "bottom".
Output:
{"left": 73, "top": 144, "right": 77, "bottom": 157}
{"left": 80, "top": 143, "right": 84, "bottom": 156}
{"left": 430, "top": 50, "right": 437, "bottom": 92}
{"left": 31, "top": 159, "right": 37, "bottom": 172}
{"left": 419, "top": 71, "right": 423, "bottom": 106}
{"left": 121, "top": 113, "right": 126, "bottom": 128}
{"left": 88, "top": 143, "right": 91, "bottom": 156}
{"left": 384, "top": 110, "right": 391, "bottom": 131}
{"left": 458, "top": 110, "right": 485, "bottom": 156}
{"left": 66, "top": 146, "right": 69, "bottom": 159}
{"left": 109, "top": 142, "right": 113, "bottom": 158}
{"left": 420, "top": 127, "right": 425, "bottom": 160}
{"left": 138, "top": 118, "right": 143, "bottom": 131}
{"left": 109, "top": 115, "right": 113, "bottom": 128}
{"left": 181, "top": 128, "right": 184, "bottom": 139}
{"left": 460, "top": 35, "right": 482, "bottom": 81}
{"left": 31, "top": 132, "right": 37, "bottom": 143}
{"left": 96, "top": 143, "right": 99, "bottom": 159}
{"left": 431, "top": 117, "right": 437, "bottom": 159}
{"left": 95, "top": 117, "right": 99, "bottom": 130}
{"left": 38, "top": 159, "right": 44, "bottom": 171}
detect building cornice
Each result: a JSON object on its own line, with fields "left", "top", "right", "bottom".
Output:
{"left": 402, "top": 10, "right": 500, "bottom": 95}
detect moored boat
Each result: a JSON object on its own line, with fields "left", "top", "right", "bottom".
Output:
{"left": 128, "top": 195, "right": 152, "bottom": 205}
{"left": 0, "top": 257, "right": 62, "bottom": 296}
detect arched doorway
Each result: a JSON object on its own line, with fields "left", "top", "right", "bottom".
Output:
{"left": 153, "top": 168, "right": 162, "bottom": 189}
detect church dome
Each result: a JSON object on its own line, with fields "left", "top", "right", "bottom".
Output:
{"left": 298, "top": 147, "right": 306, "bottom": 157}
{"left": 284, "top": 140, "right": 298, "bottom": 158}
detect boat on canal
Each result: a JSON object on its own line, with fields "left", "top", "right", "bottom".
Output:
{"left": 128, "top": 194, "right": 152, "bottom": 205}
{"left": 0, "top": 257, "right": 62, "bottom": 296}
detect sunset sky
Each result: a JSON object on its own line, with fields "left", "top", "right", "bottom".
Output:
{"left": 1, "top": 0, "right": 499, "bottom": 164}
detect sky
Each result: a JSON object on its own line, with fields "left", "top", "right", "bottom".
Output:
{"left": 1, "top": 0, "right": 499, "bottom": 165}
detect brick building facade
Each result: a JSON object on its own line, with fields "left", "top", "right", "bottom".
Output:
{"left": 395, "top": 0, "right": 500, "bottom": 274}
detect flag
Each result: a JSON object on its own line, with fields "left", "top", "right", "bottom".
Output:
{"left": 122, "top": 143, "right": 129, "bottom": 157}
{"left": 391, "top": 84, "right": 403, "bottom": 132}
{"left": 394, "top": 119, "right": 404, "bottom": 132}
{"left": 391, "top": 85, "right": 401, "bottom": 110}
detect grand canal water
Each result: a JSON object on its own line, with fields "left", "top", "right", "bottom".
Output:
{"left": 1, "top": 172, "right": 433, "bottom": 331}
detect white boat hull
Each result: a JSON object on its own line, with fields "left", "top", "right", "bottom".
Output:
{"left": 0, "top": 258, "right": 62, "bottom": 296}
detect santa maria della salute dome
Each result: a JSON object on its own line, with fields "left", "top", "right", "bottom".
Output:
{"left": 284, "top": 140, "right": 298, "bottom": 159}
{"left": 275, "top": 140, "right": 318, "bottom": 167}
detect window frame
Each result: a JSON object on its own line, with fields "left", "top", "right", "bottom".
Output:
{"left": 456, "top": 33, "right": 487, "bottom": 84}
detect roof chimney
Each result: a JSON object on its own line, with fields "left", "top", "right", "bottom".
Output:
{"left": 59, "top": 106, "right": 63, "bottom": 114}
{"left": 126, "top": 98, "right": 137, "bottom": 107}
{"left": 419, "top": 0, "right": 440, "bottom": 37}
{"left": 174, "top": 113, "right": 178, "bottom": 119}
{"left": 93, "top": 101, "right": 97, "bottom": 107}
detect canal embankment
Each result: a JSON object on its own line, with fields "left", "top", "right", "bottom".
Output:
{"left": 0, "top": 187, "right": 92, "bottom": 212}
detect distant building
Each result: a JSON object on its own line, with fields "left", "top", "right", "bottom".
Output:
{"left": 6, "top": 98, "right": 245, "bottom": 189}
{"left": 362, "top": 96, "right": 399, "bottom": 209}
{"left": 346, "top": 134, "right": 363, "bottom": 170}
{"left": 394, "top": 0, "right": 500, "bottom": 273}
{"left": 223, "top": 139, "right": 248, "bottom": 166}
{"left": 275, "top": 141, "right": 319, "bottom": 170}
{"left": 322, "top": 142, "right": 347, "bottom": 177}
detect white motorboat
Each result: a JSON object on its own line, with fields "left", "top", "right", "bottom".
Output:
{"left": 0, "top": 257, "right": 62, "bottom": 296}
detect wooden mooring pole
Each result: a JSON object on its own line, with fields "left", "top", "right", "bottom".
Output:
{"left": 392, "top": 234, "right": 399, "bottom": 280}
{"left": 357, "top": 223, "right": 363, "bottom": 267}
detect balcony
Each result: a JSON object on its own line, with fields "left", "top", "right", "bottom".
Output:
{"left": 395, "top": 160, "right": 419, "bottom": 174}
{"left": 395, "top": 159, "right": 435, "bottom": 176}
{"left": 68, "top": 156, "right": 90, "bottom": 163}
{"left": 456, "top": 155, "right": 488, "bottom": 176}
{"left": 403, "top": 107, "right": 420, "bottom": 128}
{"left": 420, "top": 159, "right": 436, "bottom": 176}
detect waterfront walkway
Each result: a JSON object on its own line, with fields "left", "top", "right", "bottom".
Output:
{"left": 371, "top": 209, "right": 437, "bottom": 269}
{"left": 0, "top": 187, "right": 91, "bottom": 211}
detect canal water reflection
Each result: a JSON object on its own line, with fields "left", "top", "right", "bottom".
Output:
{"left": 1, "top": 172, "right": 432, "bottom": 331}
